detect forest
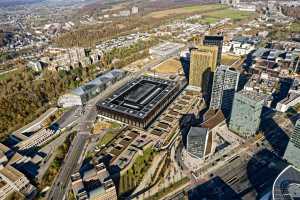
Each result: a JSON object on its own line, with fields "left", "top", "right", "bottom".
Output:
{"left": 0, "top": 38, "right": 158, "bottom": 140}
{"left": 0, "top": 66, "right": 96, "bottom": 141}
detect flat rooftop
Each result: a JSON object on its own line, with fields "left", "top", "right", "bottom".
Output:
{"left": 97, "top": 76, "right": 177, "bottom": 120}
{"left": 238, "top": 90, "right": 267, "bottom": 102}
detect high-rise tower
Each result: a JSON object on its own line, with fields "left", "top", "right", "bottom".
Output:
{"left": 203, "top": 35, "right": 224, "bottom": 66}
{"left": 189, "top": 45, "right": 218, "bottom": 99}
{"left": 229, "top": 90, "right": 266, "bottom": 137}
{"left": 210, "top": 65, "right": 239, "bottom": 118}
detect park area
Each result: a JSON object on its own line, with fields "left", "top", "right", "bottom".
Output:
{"left": 119, "top": 148, "right": 157, "bottom": 195}
{"left": 153, "top": 58, "right": 183, "bottom": 74}
{"left": 93, "top": 120, "right": 123, "bottom": 147}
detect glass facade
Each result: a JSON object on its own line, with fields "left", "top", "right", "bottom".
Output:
{"left": 284, "top": 120, "right": 300, "bottom": 169}
{"left": 229, "top": 91, "right": 265, "bottom": 137}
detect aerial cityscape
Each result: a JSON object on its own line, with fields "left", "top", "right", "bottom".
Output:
{"left": 0, "top": 0, "right": 300, "bottom": 199}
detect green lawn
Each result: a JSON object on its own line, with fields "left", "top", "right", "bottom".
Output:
{"left": 203, "top": 8, "right": 254, "bottom": 21}
{"left": 97, "top": 122, "right": 122, "bottom": 146}
{"left": 111, "top": 121, "right": 121, "bottom": 129}
{"left": 200, "top": 17, "right": 219, "bottom": 24}
{"left": 98, "top": 130, "right": 118, "bottom": 146}
{"left": 119, "top": 148, "right": 156, "bottom": 194}
{"left": 0, "top": 73, "right": 8, "bottom": 80}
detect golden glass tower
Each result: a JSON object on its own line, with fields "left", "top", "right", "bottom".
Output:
{"left": 189, "top": 45, "right": 218, "bottom": 90}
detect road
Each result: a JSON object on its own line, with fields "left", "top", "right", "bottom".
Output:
{"left": 47, "top": 133, "right": 89, "bottom": 200}
{"left": 47, "top": 54, "right": 178, "bottom": 200}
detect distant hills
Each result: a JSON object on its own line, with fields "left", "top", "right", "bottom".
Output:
{"left": 0, "top": 0, "right": 46, "bottom": 7}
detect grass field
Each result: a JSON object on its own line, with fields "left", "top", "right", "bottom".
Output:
{"left": 0, "top": 73, "right": 8, "bottom": 80}
{"left": 95, "top": 121, "right": 122, "bottom": 146}
{"left": 154, "top": 58, "right": 183, "bottom": 74}
{"left": 146, "top": 4, "right": 227, "bottom": 19}
{"left": 98, "top": 130, "right": 117, "bottom": 146}
{"left": 203, "top": 8, "right": 253, "bottom": 21}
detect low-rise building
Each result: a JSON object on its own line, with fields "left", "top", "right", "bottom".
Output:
{"left": 149, "top": 42, "right": 185, "bottom": 58}
{"left": 71, "top": 163, "right": 117, "bottom": 200}
{"left": 58, "top": 69, "right": 126, "bottom": 108}
{"left": 131, "top": 6, "right": 139, "bottom": 14}
{"left": 14, "top": 129, "right": 58, "bottom": 151}
{"left": 0, "top": 165, "right": 33, "bottom": 200}
{"left": 27, "top": 60, "right": 42, "bottom": 72}
{"left": 119, "top": 10, "right": 130, "bottom": 17}
{"left": 276, "top": 92, "right": 300, "bottom": 112}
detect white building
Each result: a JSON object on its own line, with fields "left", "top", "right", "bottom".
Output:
{"left": 27, "top": 61, "right": 42, "bottom": 72}
{"left": 119, "top": 10, "right": 130, "bottom": 17}
{"left": 15, "top": 129, "right": 58, "bottom": 151}
{"left": 132, "top": 6, "right": 139, "bottom": 14}
{"left": 235, "top": 4, "right": 256, "bottom": 12}
{"left": 149, "top": 42, "right": 185, "bottom": 58}
{"left": 276, "top": 93, "right": 300, "bottom": 112}
{"left": 58, "top": 69, "right": 126, "bottom": 108}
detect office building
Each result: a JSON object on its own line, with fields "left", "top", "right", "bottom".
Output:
{"left": 229, "top": 90, "right": 266, "bottom": 137}
{"left": 203, "top": 35, "right": 224, "bottom": 66}
{"left": 210, "top": 65, "right": 239, "bottom": 117}
{"left": 97, "top": 76, "right": 179, "bottom": 129}
{"left": 284, "top": 119, "right": 300, "bottom": 169}
{"left": 187, "top": 127, "right": 211, "bottom": 159}
{"left": 272, "top": 165, "right": 300, "bottom": 200}
{"left": 189, "top": 46, "right": 218, "bottom": 96}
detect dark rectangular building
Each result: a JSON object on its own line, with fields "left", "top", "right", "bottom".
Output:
{"left": 203, "top": 35, "right": 224, "bottom": 66}
{"left": 97, "top": 76, "right": 179, "bottom": 129}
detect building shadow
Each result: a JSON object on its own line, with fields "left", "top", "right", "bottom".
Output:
{"left": 260, "top": 108, "right": 290, "bottom": 157}
{"left": 188, "top": 176, "right": 241, "bottom": 200}
{"left": 242, "top": 50, "right": 256, "bottom": 71}
{"left": 271, "top": 78, "right": 293, "bottom": 108}
{"left": 245, "top": 149, "right": 288, "bottom": 199}
{"left": 201, "top": 68, "right": 213, "bottom": 105}
{"left": 12, "top": 160, "right": 40, "bottom": 183}
{"left": 179, "top": 114, "right": 197, "bottom": 148}
{"left": 237, "top": 73, "right": 251, "bottom": 92}
{"left": 179, "top": 57, "right": 190, "bottom": 80}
